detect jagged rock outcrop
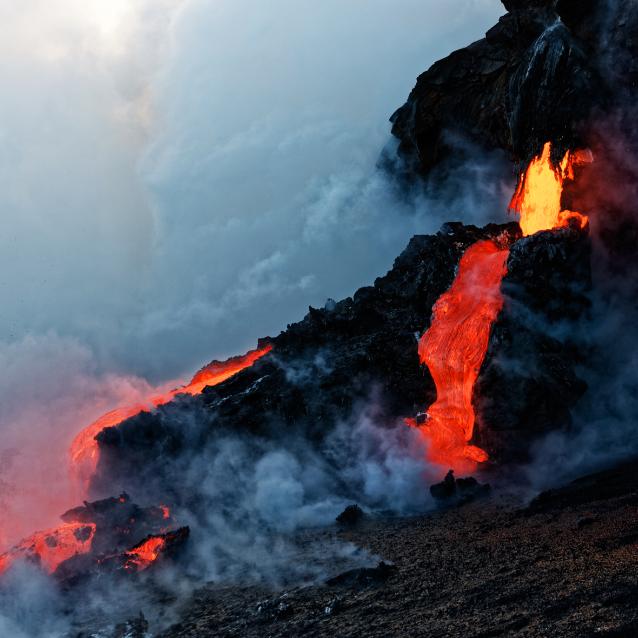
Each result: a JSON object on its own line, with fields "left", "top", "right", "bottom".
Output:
{"left": 390, "top": 0, "right": 638, "bottom": 176}
{"left": 93, "top": 222, "right": 517, "bottom": 498}
{"left": 92, "top": 221, "right": 589, "bottom": 500}
{"left": 474, "top": 225, "right": 591, "bottom": 461}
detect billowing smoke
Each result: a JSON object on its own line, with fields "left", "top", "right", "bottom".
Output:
{"left": 0, "top": 0, "right": 507, "bottom": 548}
{"left": 0, "top": 333, "right": 184, "bottom": 548}
{"left": 0, "top": 0, "right": 508, "bottom": 377}
{"left": 0, "top": 564, "right": 68, "bottom": 638}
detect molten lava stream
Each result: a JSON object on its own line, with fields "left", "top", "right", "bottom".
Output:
{"left": 0, "top": 523, "right": 96, "bottom": 575}
{"left": 122, "top": 536, "right": 166, "bottom": 572}
{"left": 69, "top": 345, "right": 272, "bottom": 487}
{"left": 0, "top": 345, "right": 271, "bottom": 576}
{"left": 510, "top": 141, "right": 589, "bottom": 236}
{"left": 408, "top": 240, "right": 509, "bottom": 473}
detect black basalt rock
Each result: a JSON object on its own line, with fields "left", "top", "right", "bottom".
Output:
{"left": 94, "top": 222, "right": 588, "bottom": 495}
{"left": 473, "top": 225, "right": 591, "bottom": 462}
{"left": 91, "top": 220, "right": 589, "bottom": 505}
{"left": 336, "top": 504, "right": 365, "bottom": 526}
{"left": 92, "top": 223, "right": 524, "bottom": 500}
{"left": 430, "top": 470, "right": 492, "bottom": 504}
{"left": 389, "top": 0, "right": 625, "bottom": 177}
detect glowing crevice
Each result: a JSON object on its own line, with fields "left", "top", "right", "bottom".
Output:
{"left": 0, "top": 523, "right": 96, "bottom": 575}
{"left": 509, "top": 142, "right": 589, "bottom": 236}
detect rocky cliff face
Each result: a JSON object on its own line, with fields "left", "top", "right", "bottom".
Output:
{"left": 474, "top": 225, "right": 591, "bottom": 462}
{"left": 390, "top": 0, "right": 638, "bottom": 175}
{"left": 94, "top": 222, "right": 510, "bottom": 499}
{"left": 93, "top": 220, "right": 590, "bottom": 501}
{"left": 86, "top": 0, "right": 624, "bottom": 503}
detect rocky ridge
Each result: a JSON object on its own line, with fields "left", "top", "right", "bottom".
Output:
{"left": 390, "top": 0, "right": 638, "bottom": 175}
{"left": 93, "top": 220, "right": 590, "bottom": 502}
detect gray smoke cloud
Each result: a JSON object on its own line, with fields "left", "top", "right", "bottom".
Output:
{"left": 0, "top": 0, "right": 507, "bottom": 550}
{"left": 127, "top": 393, "right": 435, "bottom": 586}
{"left": 0, "top": 564, "right": 68, "bottom": 638}
{"left": 0, "top": 0, "right": 506, "bottom": 378}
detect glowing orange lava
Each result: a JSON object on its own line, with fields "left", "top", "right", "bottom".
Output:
{"left": 410, "top": 141, "right": 589, "bottom": 474}
{"left": 408, "top": 240, "right": 509, "bottom": 472}
{"left": 509, "top": 142, "right": 589, "bottom": 236}
{"left": 0, "top": 523, "right": 96, "bottom": 575}
{"left": 69, "top": 345, "right": 272, "bottom": 485}
{"left": 122, "top": 536, "right": 166, "bottom": 571}
{"left": 186, "top": 346, "right": 272, "bottom": 394}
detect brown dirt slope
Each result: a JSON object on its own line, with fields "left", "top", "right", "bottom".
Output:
{"left": 160, "top": 460, "right": 638, "bottom": 638}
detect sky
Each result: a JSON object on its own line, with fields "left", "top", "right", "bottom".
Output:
{"left": 0, "top": 0, "right": 505, "bottom": 378}
{"left": 0, "top": 0, "right": 506, "bottom": 545}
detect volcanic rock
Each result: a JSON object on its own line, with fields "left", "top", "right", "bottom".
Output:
{"left": 389, "top": 0, "right": 638, "bottom": 176}
{"left": 61, "top": 492, "right": 176, "bottom": 556}
{"left": 92, "top": 220, "right": 589, "bottom": 503}
{"left": 325, "top": 561, "right": 397, "bottom": 589}
{"left": 52, "top": 494, "right": 188, "bottom": 584}
{"left": 156, "top": 459, "right": 638, "bottom": 638}
{"left": 256, "top": 593, "right": 294, "bottom": 623}
{"left": 430, "top": 470, "right": 457, "bottom": 500}
{"left": 91, "top": 222, "right": 515, "bottom": 497}
{"left": 473, "top": 225, "right": 591, "bottom": 462}
{"left": 527, "top": 457, "right": 638, "bottom": 513}
{"left": 112, "top": 613, "right": 149, "bottom": 638}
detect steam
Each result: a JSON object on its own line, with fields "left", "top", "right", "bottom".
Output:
{"left": 0, "top": 334, "right": 180, "bottom": 548}
{"left": 0, "top": 0, "right": 506, "bottom": 542}
{"left": 0, "top": 1, "right": 512, "bottom": 632}
{"left": 142, "top": 395, "right": 434, "bottom": 585}
{"left": 0, "top": 564, "right": 68, "bottom": 638}
{"left": 524, "top": 109, "right": 638, "bottom": 488}
{"left": 0, "top": 0, "right": 506, "bottom": 378}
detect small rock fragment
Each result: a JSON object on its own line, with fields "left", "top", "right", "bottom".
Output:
{"left": 336, "top": 504, "right": 365, "bottom": 526}
{"left": 430, "top": 470, "right": 491, "bottom": 504}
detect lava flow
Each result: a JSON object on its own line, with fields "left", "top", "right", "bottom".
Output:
{"left": 122, "top": 536, "right": 166, "bottom": 572}
{"left": 410, "top": 141, "right": 588, "bottom": 472}
{"left": 0, "top": 522, "right": 96, "bottom": 575}
{"left": 509, "top": 141, "right": 589, "bottom": 236}
{"left": 0, "top": 345, "right": 270, "bottom": 578}
{"left": 407, "top": 240, "right": 509, "bottom": 471}
{"left": 70, "top": 344, "right": 272, "bottom": 485}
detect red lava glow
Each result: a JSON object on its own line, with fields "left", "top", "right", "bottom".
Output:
{"left": 122, "top": 536, "right": 166, "bottom": 572}
{"left": 410, "top": 141, "right": 590, "bottom": 473}
{"left": 509, "top": 142, "right": 590, "bottom": 236}
{"left": 407, "top": 241, "right": 509, "bottom": 472}
{"left": 1, "top": 345, "right": 271, "bottom": 577}
{"left": 186, "top": 346, "right": 272, "bottom": 394}
{"left": 69, "top": 345, "right": 272, "bottom": 486}
{"left": 0, "top": 523, "right": 95, "bottom": 575}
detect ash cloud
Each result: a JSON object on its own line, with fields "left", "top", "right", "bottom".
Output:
{"left": 0, "top": 0, "right": 506, "bottom": 548}
{"left": 0, "top": 0, "right": 507, "bottom": 380}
